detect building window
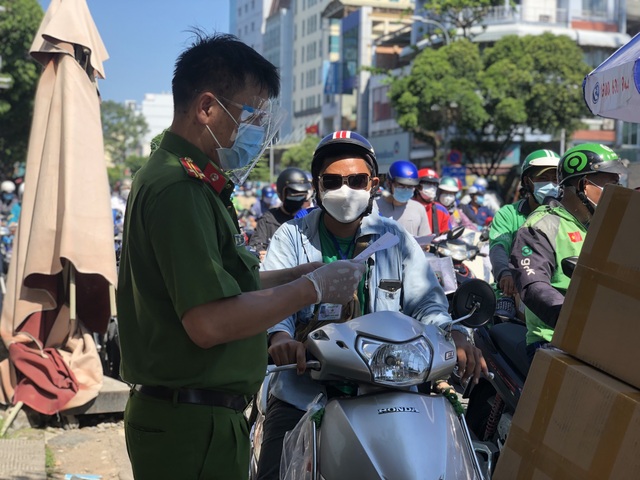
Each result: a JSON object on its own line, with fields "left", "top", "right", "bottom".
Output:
{"left": 582, "top": 0, "right": 607, "bottom": 16}
{"left": 372, "top": 86, "right": 393, "bottom": 122}
{"left": 251, "top": 22, "right": 255, "bottom": 32}
{"left": 238, "top": 8, "right": 241, "bottom": 17}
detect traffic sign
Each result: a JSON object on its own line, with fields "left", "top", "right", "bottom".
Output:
{"left": 447, "top": 149, "right": 462, "bottom": 165}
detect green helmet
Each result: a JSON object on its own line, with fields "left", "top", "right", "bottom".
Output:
{"left": 558, "top": 143, "right": 626, "bottom": 186}
{"left": 521, "top": 149, "right": 560, "bottom": 180}
{"left": 438, "top": 176, "right": 459, "bottom": 193}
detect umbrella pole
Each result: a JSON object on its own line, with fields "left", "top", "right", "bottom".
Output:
{"left": 109, "top": 284, "right": 117, "bottom": 317}
{"left": 69, "top": 265, "right": 76, "bottom": 321}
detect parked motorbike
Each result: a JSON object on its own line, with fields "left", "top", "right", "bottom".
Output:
{"left": 249, "top": 279, "right": 497, "bottom": 480}
{"left": 464, "top": 257, "right": 579, "bottom": 476}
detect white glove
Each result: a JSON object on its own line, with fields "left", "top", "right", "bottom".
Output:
{"left": 303, "top": 260, "right": 366, "bottom": 305}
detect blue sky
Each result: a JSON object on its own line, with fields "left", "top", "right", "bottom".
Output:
{"left": 38, "top": 0, "right": 230, "bottom": 103}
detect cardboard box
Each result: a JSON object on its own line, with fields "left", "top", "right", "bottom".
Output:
{"left": 552, "top": 185, "right": 640, "bottom": 389}
{"left": 493, "top": 349, "right": 640, "bottom": 480}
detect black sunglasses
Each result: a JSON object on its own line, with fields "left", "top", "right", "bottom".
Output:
{"left": 319, "top": 173, "right": 371, "bottom": 191}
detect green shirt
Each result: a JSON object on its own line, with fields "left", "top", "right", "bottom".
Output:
{"left": 318, "top": 218, "right": 366, "bottom": 314}
{"left": 117, "top": 131, "right": 265, "bottom": 395}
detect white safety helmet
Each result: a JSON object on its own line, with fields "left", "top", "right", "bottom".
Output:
{"left": 1, "top": 181, "right": 16, "bottom": 194}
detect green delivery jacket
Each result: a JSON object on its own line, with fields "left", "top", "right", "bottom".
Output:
{"left": 510, "top": 201, "right": 587, "bottom": 344}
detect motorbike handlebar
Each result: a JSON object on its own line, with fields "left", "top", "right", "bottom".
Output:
{"left": 266, "top": 360, "right": 321, "bottom": 375}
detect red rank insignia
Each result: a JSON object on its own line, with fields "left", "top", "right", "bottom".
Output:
{"left": 568, "top": 231, "right": 582, "bottom": 242}
{"left": 180, "top": 157, "right": 205, "bottom": 180}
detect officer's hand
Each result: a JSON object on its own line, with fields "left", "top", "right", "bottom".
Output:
{"left": 303, "top": 260, "right": 366, "bottom": 305}
{"left": 268, "top": 332, "right": 307, "bottom": 374}
{"left": 259, "top": 250, "right": 267, "bottom": 262}
{"left": 451, "top": 330, "right": 488, "bottom": 386}
{"left": 499, "top": 274, "right": 517, "bottom": 297}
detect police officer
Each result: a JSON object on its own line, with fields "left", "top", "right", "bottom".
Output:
{"left": 117, "top": 33, "right": 365, "bottom": 479}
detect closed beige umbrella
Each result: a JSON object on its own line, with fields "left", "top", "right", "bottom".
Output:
{"left": 0, "top": 0, "right": 116, "bottom": 414}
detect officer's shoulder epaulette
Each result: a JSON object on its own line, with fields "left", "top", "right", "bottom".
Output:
{"left": 179, "top": 157, "right": 206, "bottom": 181}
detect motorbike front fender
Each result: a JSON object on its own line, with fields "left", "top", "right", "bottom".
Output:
{"left": 317, "top": 391, "right": 482, "bottom": 480}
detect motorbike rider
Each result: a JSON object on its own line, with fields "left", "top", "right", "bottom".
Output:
{"left": 489, "top": 149, "right": 560, "bottom": 318}
{"left": 437, "top": 176, "right": 477, "bottom": 230}
{"left": 256, "top": 131, "right": 487, "bottom": 480}
{"left": 461, "top": 185, "right": 493, "bottom": 229}
{"left": 510, "top": 143, "right": 627, "bottom": 362}
{"left": 413, "top": 168, "right": 451, "bottom": 235}
{"left": 251, "top": 185, "right": 277, "bottom": 220}
{"left": 249, "top": 167, "right": 314, "bottom": 261}
{"left": 0, "top": 180, "right": 18, "bottom": 219}
{"left": 374, "top": 159, "right": 431, "bottom": 237}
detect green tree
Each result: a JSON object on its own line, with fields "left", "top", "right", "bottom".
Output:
{"left": 423, "top": 0, "right": 508, "bottom": 39}
{"left": 0, "top": 0, "right": 43, "bottom": 175}
{"left": 101, "top": 100, "right": 149, "bottom": 165}
{"left": 388, "top": 34, "right": 590, "bottom": 176}
{"left": 280, "top": 135, "right": 319, "bottom": 172}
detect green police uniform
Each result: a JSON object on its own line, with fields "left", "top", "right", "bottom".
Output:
{"left": 117, "top": 131, "right": 265, "bottom": 479}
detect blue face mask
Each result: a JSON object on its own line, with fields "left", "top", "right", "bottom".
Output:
{"left": 533, "top": 182, "right": 559, "bottom": 204}
{"left": 393, "top": 186, "right": 414, "bottom": 203}
{"left": 475, "top": 195, "right": 485, "bottom": 206}
{"left": 207, "top": 123, "right": 266, "bottom": 171}
{"left": 2, "top": 192, "right": 14, "bottom": 202}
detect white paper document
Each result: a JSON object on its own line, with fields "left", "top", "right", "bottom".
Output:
{"left": 352, "top": 232, "right": 400, "bottom": 262}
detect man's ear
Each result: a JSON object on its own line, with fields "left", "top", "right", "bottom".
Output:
{"left": 195, "top": 92, "right": 217, "bottom": 125}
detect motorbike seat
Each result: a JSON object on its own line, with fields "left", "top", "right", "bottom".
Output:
{"left": 489, "top": 322, "right": 530, "bottom": 379}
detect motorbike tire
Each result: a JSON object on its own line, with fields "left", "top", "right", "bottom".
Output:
{"left": 465, "top": 380, "right": 496, "bottom": 441}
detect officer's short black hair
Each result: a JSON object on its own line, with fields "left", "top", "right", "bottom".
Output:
{"left": 172, "top": 31, "right": 280, "bottom": 111}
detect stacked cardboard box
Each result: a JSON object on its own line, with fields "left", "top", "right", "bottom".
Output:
{"left": 494, "top": 186, "right": 640, "bottom": 479}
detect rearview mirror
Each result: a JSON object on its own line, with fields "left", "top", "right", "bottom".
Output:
{"left": 561, "top": 256, "right": 579, "bottom": 279}
{"left": 450, "top": 279, "right": 495, "bottom": 328}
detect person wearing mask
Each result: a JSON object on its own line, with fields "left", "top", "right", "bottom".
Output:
{"left": 116, "top": 33, "right": 366, "bottom": 479}
{"left": 437, "top": 176, "right": 477, "bottom": 230}
{"left": 251, "top": 185, "right": 278, "bottom": 220}
{"left": 414, "top": 168, "right": 451, "bottom": 235}
{"left": 489, "top": 150, "right": 560, "bottom": 318}
{"left": 374, "top": 160, "right": 431, "bottom": 237}
{"left": 256, "top": 130, "right": 487, "bottom": 479}
{"left": 510, "top": 143, "right": 627, "bottom": 363}
{"left": 0, "top": 181, "right": 18, "bottom": 219}
{"left": 461, "top": 185, "right": 493, "bottom": 228}
{"left": 250, "top": 167, "right": 313, "bottom": 261}
{"left": 472, "top": 177, "right": 502, "bottom": 213}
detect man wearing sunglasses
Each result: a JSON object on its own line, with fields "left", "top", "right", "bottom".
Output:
{"left": 510, "top": 143, "right": 627, "bottom": 364}
{"left": 256, "top": 130, "right": 487, "bottom": 479}
{"left": 116, "top": 34, "right": 366, "bottom": 479}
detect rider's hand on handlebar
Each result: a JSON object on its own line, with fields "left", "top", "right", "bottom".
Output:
{"left": 451, "top": 330, "right": 488, "bottom": 386}
{"left": 499, "top": 274, "right": 517, "bottom": 297}
{"left": 268, "top": 332, "right": 307, "bottom": 375}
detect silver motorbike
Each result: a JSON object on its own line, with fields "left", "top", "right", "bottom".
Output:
{"left": 249, "top": 280, "right": 496, "bottom": 480}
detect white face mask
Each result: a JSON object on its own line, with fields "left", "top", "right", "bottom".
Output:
{"left": 439, "top": 193, "right": 456, "bottom": 207}
{"left": 419, "top": 185, "right": 438, "bottom": 202}
{"left": 320, "top": 185, "right": 371, "bottom": 223}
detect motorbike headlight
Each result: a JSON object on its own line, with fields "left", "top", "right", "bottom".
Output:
{"left": 357, "top": 336, "right": 432, "bottom": 387}
{"left": 446, "top": 243, "right": 472, "bottom": 261}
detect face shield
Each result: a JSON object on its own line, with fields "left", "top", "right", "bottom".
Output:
{"left": 223, "top": 96, "right": 287, "bottom": 185}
